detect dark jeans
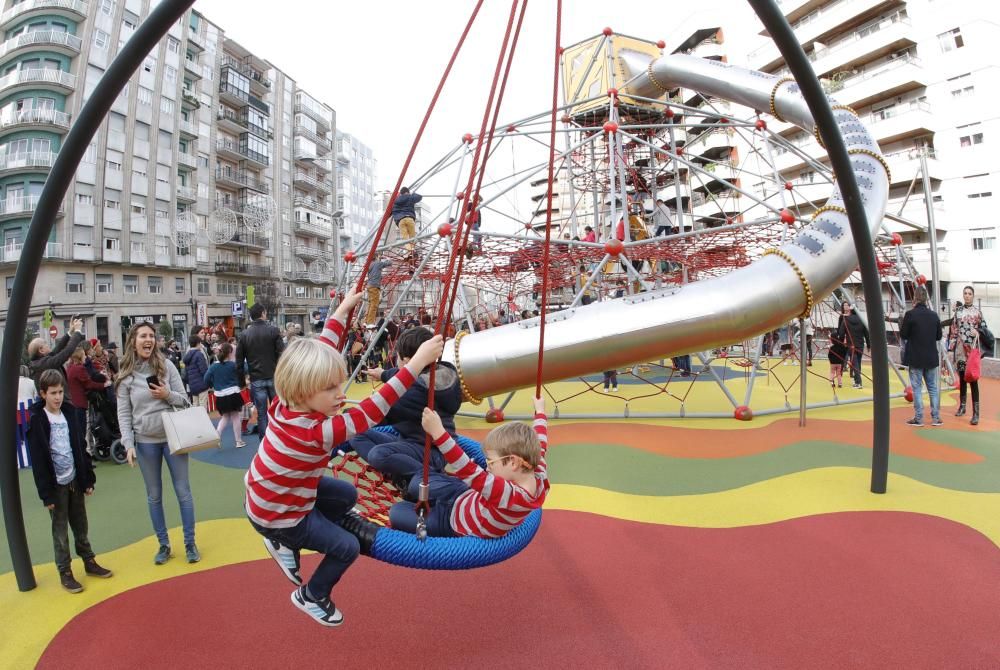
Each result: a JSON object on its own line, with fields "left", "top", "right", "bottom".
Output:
{"left": 50, "top": 482, "right": 94, "bottom": 573}
{"left": 351, "top": 430, "right": 446, "bottom": 480}
{"left": 672, "top": 355, "right": 691, "bottom": 374}
{"left": 850, "top": 348, "right": 863, "bottom": 385}
{"left": 251, "top": 477, "right": 359, "bottom": 600}
{"left": 957, "top": 361, "right": 981, "bottom": 403}
{"left": 602, "top": 370, "right": 617, "bottom": 388}
{"left": 250, "top": 378, "right": 277, "bottom": 436}
{"left": 388, "top": 473, "right": 465, "bottom": 537}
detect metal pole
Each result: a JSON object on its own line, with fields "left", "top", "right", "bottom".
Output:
{"left": 920, "top": 149, "right": 941, "bottom": 312}
{"left": 0, "top": 0, "right": 196, "bottom": 592}
{"left": 799, "top": 316, "right": 807, "bottom": 427}
{"left": 749, "top": 0, "right": 891, "bottom": 494}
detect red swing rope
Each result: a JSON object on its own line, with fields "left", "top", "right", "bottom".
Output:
{"left": 344, "top": 0, "right": 485, "bottom": 327}
{"left": 535, "top": 0, "right": 562, "bottom": 398}
{"left": 413, "top": 0, "right": 525, "bottom": 519}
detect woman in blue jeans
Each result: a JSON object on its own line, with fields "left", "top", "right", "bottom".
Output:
{"left": 116, "top": 322, "right": 199, "bottom": 565}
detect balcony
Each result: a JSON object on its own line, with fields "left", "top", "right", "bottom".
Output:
{"left": 180, "top": 90, "right": 200, "bottom": 109}
{"left": 221, "top": 56, "right": 271, "bottom": 94}
{"left": 0, "top": 107, "right": 71, "bottom": 136}
{"left": 215, "top": 261, "right": 273, "bottom": 278}
{"left": 216, "top": 138, "right": 269, "bottom": 167}
{"left": 0, "top": 29, "right": 82, "bottom": 63}
{"left": 215, "top": 167, "right": 269, "bottom": 193}
{"left": 294, "top": 124, "right": 331, "bottom": 154}
{"left": 685, "top": 127, "right": 736, "bottom": 156}
{"left": 294, "top": 269, "right": 328, "bottom": 284}
{"left": 187, "top": 27, "right": 205, "bottom": 52}
{"left": 825, "top": 55, "right": 927, "bottom": 110}
{"left": 0, "top": 67, "right": 75, "bottom": 95}
{"left": 0, "top": 150, "right": 58, "bottom": 176}
{"left": 293, "top": 218, "right": 332, "bottom": 239}
{"left": 294, "top": 244, "right": 324, "bottom": 260}
{"left": 809, "top": 13, "right": 915, "bottom": 78}
{"left": 866, "top": 102, "right": 934, "bottom": 145}
{"left": 178, "top": 118, "right": 198, "bottom": 138}
{"left": 183, "top": 57, "right": 202, "bottom": 80}
{"left": 177, "top": 152, "right": 198, "bottom": 169}
{"left": 176, "top": 253, "right": 196, "bottom": 269}
{"left": 176, "top": 185, "right": 197, "bottom": 202}
{"left": 293, "top": 102, "right": 330, "bottom": 131}
{"left": 73, "top": 244, "right": 95, "bottom": 261}
{"left": 219, "top": 81, "right": 249, "bottom": 107}
{"left": 0, "top": 0, "right": 87, "bottom": 29}
{"left": 884, "top": 148, "right": 940, "bottom": 187}
{"left": 292, "top": 170, "right": 326, "bottom": 192}
{"left": 749, "top": 0, "right": 893, "bottom": 71}
{"left": 0, "top": 241, "right": 63, "bottom": 263}
{"left": 0, "top": 195, "right": 65, "bottom": 220}
{"left": 294, "top": 195, "right": 332, "bottom": 216}
{"left": 218, "top": 231, "right": 270, "bottom": 250}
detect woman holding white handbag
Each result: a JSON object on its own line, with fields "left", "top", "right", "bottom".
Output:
{"left": 116, "top": 322, "right": 199, "bottom": 565}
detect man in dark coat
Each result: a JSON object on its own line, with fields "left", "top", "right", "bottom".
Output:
{"left": 236, "top": 304, "right": 285, "bottom": 437}
{"left": 27, "top": 318, "right": 86, "bottom": 396}
{"left": 837, "top": 304, "right": 869, "bottom": 389}
{"left": 900, "top": 286, "right": 943, "bottom": 426}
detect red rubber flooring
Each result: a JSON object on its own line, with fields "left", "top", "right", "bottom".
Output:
{"left": 39, "top": 510, "right": 1000, "bottom": 669}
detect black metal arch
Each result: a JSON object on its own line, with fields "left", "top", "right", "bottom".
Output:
{"left": 0, "top": 0, "right": 196, "bottom": 591}
{"left": 0, "top": 0, "right": 890, "bottom": 593}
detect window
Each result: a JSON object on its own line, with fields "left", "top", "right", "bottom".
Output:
{"left": 96, "top": 273, "right": 113, "bottom": 294}
{"left": 137, "top": 86, "right": 152, "bottom": 106}
{"left": 160, "top": 97, "right": 174, "bottom": 116}
{"left": 972, "top": 228, "right": 996, "bottom": 251}
{"left": 968, "top": 192, "right": 992, "bottom": 199}
{"left": 952, "top": 86, "right": 975, "bottom": 98}
{"left": 105, "top": 196, "right": 120, "bottom": 210}
{"left": 196, "top": 247, "right": 208, "bottom": 262}
{"left": 938, "top": 28, "right": 964, "bottom": 52}
{"left": 196, "top": 277, "right": 210, "bottom": 295}
{"left": 148, "top": 276, "right": 162, "bottom": 294}
{"left": 77, "top": 193, "right": 94, "bottom": 206}
{"left": 167, "top": 37, "right": 180, "bottom": 54}
{"left": 959, "top": 133, "right": 984, "bottom": 147}
{"left": 5, "top": 276, "right": 13, "bottom": 298}
{"left": 131, "top": 202, "right": 145, "bottom": 215}
{"left": 65, "top": 272, "right": 85, "bottom": 294}
{"left": 104, "top": 237, "right": 120, "bottom": 250}
{"left": 93, "top": 29, "right": 110, "bottom": 50}
{"left": 123, "top": 274, "right": 138, "bottom": 294}
{"left": 106, "top": 158, "right": 122, "bottom": 171}
{"left": 175, "top": 277, "right": 185, "bottom": 294}
{"left": 100, "top": 0, "right": 114, "bottom": 15}
{"left": 217, "top": 279, "right": 239, "bottom": 296}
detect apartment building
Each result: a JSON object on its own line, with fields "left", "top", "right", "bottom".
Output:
{"left": 335, "top": 130, "right": 375, "bottom": 254}
{"left": 746, "top": 0, "right": 1000, "bottom": 313}
{"left": 0, "top": 1, "right": 345, "bottom": 345}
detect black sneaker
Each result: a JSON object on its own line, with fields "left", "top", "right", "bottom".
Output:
{"left": 931, "top": 418, "right": 944, "bottom": 427}
{"left": 291, "top": 585, "right": 343, "bottom": 626}
{"left": 83, "top": 558, "right": 113, "bottom": 578}
{"left": 60, "top": 570, "right": 84, "bottom": 594}
{"left": 264, "top": 537, "right": 302, "bottom": 585}
{"left": 905, "top": 417, "right": 923, "bottom": 426}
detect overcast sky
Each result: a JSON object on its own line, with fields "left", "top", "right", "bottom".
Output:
{"left": 194, "top": 0, "right": 760, "bottom": 192}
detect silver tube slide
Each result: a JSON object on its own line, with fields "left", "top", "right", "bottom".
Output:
{"left": 442, "top": 53, "right": 888, "bottom": 401}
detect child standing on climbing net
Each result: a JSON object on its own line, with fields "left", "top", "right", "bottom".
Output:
{"left": 245, "top": 288, "right": 443, "bottom": 627}
{"left": 389, "top": 396, "right": 549, "bottom": 538}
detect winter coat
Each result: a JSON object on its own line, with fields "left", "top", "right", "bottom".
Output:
{"left": 900, "top": 302, "right": 942, "bottom": 370}
{"left": 27, "top": 400, "right": 95, "bottom": 506}
{"left": 182, "top": 347, "right": 210, "bottom": 394}
{"left": 235, "top": 319, "right": 285, "bottom": 384}
{"left": 28, "top": 332, "right": 85, "bottom": 396}
{"left": 378, "top": 361, "right": 463, "bottom": 443}
{"left": 391, "top": 192, "right": 423, "bottom": 222}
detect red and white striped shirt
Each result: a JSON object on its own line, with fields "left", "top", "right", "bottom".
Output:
{"left": 245, "top": 315, "right": 416, "bottom": 529}
{"left": 436, "top": 412, "right": 549, "bottom": 538}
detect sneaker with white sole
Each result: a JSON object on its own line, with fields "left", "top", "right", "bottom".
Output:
{"left": 931, "top": 418, "right": 943, "bottom": 427}
{"left": 264, "top": 537, "right": 302, "bottom": 585}
{"left": 291, "top": 585, "right": 343, "bottom": 626}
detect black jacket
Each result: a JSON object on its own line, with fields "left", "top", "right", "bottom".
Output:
{"left": 900, "top": 303, "right": 942, "bottom": 370}
{"left": 236, "top": 319, "right": 285, "bottom": 384}
{"left": 838, "top": 313, "right": 869, "bottom": 352}
{"left": 27, "top": 400, "right": 95, "bottom": 506}
{"left": 379, "top": 362, "right": 462, "bottom": 443}
{"left": 28, "top": 331, "right": 85, "bottom": 394}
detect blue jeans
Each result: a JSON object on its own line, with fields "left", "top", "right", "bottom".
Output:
{"left": 252, "top": 477, "right": 359, "bottom": 600}
{"left": 135, "top": 441, "right": 196, "bottom": 547}
{"left": 909, "top": 366, "right": 940, "bottom": 423}
{"left": 250, "top": 379, "right": 276, "bottom": 437}
{"left": 352, "top": 430, "right": 445, "bottom": 480}
{"left": 388, "top": 473, "right": 465, "bottom": 538}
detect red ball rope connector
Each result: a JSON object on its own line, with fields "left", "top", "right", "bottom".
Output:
{"left": 329, "top": 289, "right": 338, "bottom": 299}
{"left": 485, "top": 408, "right": 505, "bottom": 423}
{"left": 656, "top": 40, "right": 666, "bottom": 49}
{"left": 437, "top": 223, "right": 452, "bottom": 237}
{"left": 784, "top": 182, "right": 794, "bottom": 191}
{"left": 603, "top": 121, "right": 618, "bottom": 134}
{"left": 891, "top": 232, "right": 903, "bottom": 246}
{"left": 779, "top": 209, "right": 796, "bottom": 225}
{"left": 734, "top": 406, "right": 754, "bottom": 421}
{"left": 602, "top": 26, "right": 613, "bottom": 36}
{"left": 604, "top": 239, "right": 624, "bottom": 256}
{"left": 462, "top": 133, "right": 474, "bottom": 144}
{"left": 665, "top": 107, "right": 674, "bottom": 118}
{"left": 607, "top": 87, "right": 618, "bottom": 98}
{"left": 560, "top": 114, "right": 572, "bottom": 124}
{"left": 344, "top": 251, "right": 356, "bottom": 263}
{"left": 755, "top": 118, "right": 767, "bottom": 131}
{"left": 506, "top": 124, "right": 517, "bottom": 133}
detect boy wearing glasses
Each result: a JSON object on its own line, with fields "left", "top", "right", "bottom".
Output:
{"left": 388, "top": 397, "right": 548, "bottom": 538}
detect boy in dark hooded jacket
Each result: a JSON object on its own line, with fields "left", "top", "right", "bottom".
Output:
{"left": 346, "top": 327, "right": 462, "bottom": 491}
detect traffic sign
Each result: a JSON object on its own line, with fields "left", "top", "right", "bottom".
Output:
{"left": 49, "top": 325, "right": 58, "bottom": 338}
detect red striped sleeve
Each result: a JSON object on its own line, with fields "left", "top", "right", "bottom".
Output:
{"left": 311, "top": 366, "right": 417, "bottom": 448}
{"left": 317, "top": 315, "right": 347, "bottom": 350}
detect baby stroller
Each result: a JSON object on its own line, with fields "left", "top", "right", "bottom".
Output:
{"left": 86, "top": 389, "right": 127, "bottom": 464}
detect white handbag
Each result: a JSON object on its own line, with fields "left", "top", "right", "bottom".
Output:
{"left": 162, "top": 405, "right": 220, "bottom": 455}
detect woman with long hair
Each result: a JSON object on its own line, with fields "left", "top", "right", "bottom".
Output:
{"left": 949, "top": 285, "right": 984, "bottom": 425}
{"left": 115, "top": 322, "right": 198, "bottom": 565}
